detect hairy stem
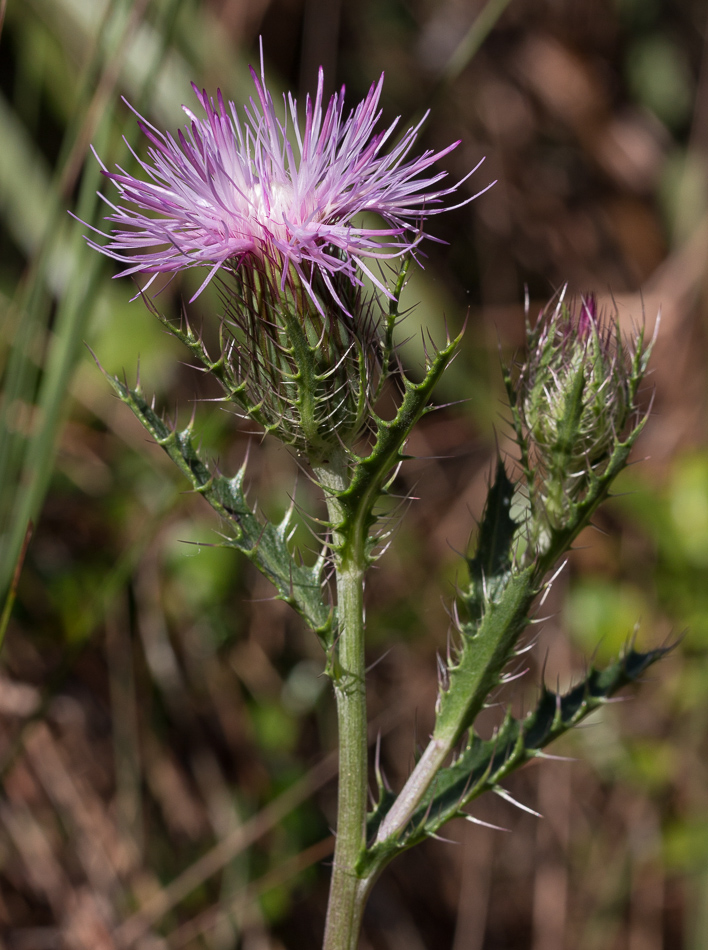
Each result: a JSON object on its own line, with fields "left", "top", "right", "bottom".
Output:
{"left": 315, "top": 449, "right": 370, "bottom": 950}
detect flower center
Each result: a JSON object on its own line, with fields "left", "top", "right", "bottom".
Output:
{"left": 249, "top": 181, "right": 292, "bottom": 237}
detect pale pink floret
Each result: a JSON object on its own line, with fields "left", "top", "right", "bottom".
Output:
{"left": 86, "top": 56, "right": 491, "bottom": 307}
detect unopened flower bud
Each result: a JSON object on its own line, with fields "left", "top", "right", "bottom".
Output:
{"left": 515, "top": 292, "right": 638, "bottom": 546}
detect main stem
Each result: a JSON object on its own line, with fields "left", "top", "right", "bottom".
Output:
{"left": 314, "top": 449, "right": 370, "bottom": 950}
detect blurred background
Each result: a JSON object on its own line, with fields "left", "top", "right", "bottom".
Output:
{"left": 1, "top": 0, "right": 707, "bottom": 947}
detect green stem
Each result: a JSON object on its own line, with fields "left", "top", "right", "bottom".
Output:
{"left": 314, "top": 450, "right": 370, "bottom": 950}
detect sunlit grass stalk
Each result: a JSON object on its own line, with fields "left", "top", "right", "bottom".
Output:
{"left": 0, "top": 521, "right": 32, "bottom": 654}
{"left": 0, "top": 0, "right": 187, "bottom": 599}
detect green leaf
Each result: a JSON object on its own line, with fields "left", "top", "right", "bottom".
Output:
{"left": 362, "top": 645, "right": 669, "bottom": 870}
{"left": 465, "top": 458, "right": 518, "bottom": 622}
{"left": 106, "top": 373, "right": 334, "bottom": 646}
{"left": 437, "top": 565, "right": 537, "bottom": 742}
{"left": 418, "top": 646, "right": 669, "bottom": 835}
{"left": 335, "top": 333, "right": 462, "bottom": 560}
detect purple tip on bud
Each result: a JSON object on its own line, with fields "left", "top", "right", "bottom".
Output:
{"left": 576, "top": 294, "right": 597, "bottom": 338}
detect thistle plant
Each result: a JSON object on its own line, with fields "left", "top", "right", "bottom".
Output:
{"left": 83, "top": 53, "right": 665, "bottom": 950}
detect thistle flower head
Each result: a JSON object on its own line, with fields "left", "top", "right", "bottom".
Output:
{"left": 513, "top": 290, "right": 641, "bottom": 544}
{"left": 86, "top": 53, "right": 489, "bottom": 310}
{"left": 82, "top": 53, "right": 492, "bottom": 459}
{"left": 520, "top": 292, "right": 628, "bottom": 469}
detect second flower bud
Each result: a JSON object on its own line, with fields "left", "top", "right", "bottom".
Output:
{"left": 514, "top": 292, "right": 635, "bottom": 549}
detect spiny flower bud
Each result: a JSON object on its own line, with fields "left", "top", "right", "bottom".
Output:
{"left": 219, "top": 259, "right": 381, "bottom": 459}
{"left": 521, "top": 294, "right": 626, "bottom": 467}
{"left": 514, "top": 290, "right": 644, "bottom": 548}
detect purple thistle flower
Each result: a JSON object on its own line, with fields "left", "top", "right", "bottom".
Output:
{"left": 84, "top": 53, "right": 491, "bottom": 310}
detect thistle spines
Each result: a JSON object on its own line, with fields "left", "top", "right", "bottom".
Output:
{"left": 506, "top": 290, "right": 655, "bottom": 561}
{"left": 105, "top": 370, "right": 334, "bottom": 645}
{"left": 363, "top": 296, "right": 657, "bottom": 870}
{"left": 199, "top": 263, "right": 388, "bottom": 461}
{"left": 376, "top": 257, "right": 410, "bottom": 399}
{"left": 463, "top": 458, "right": 519, "bottom": 625}
{"left": 361, "top": 644, "right": 668, "bottom": 877}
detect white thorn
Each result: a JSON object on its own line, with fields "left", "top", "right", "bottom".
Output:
{"left": 493, "top": 786, "right": 542, "bottom": 818}
{"left": 463, "top": 813, "right": 510, "bottom": 832}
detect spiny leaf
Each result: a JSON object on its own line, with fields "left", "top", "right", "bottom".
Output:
{"left": 417, "top": 645, "right": 669, "bottom": 835}
{"left": 107, "top": 373, "right": 334, "bottom": 646}
{"left": 361, "top": 645, "right": 668, "bottom": 872}
{"left": 335, "top": 334, "right": 462, "bottom": 558}
{"left": 465, "top": 458, "right": 518, "bottom": 622}
{"left": 436, "top": 566, "right": 537, "bottom": 742}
